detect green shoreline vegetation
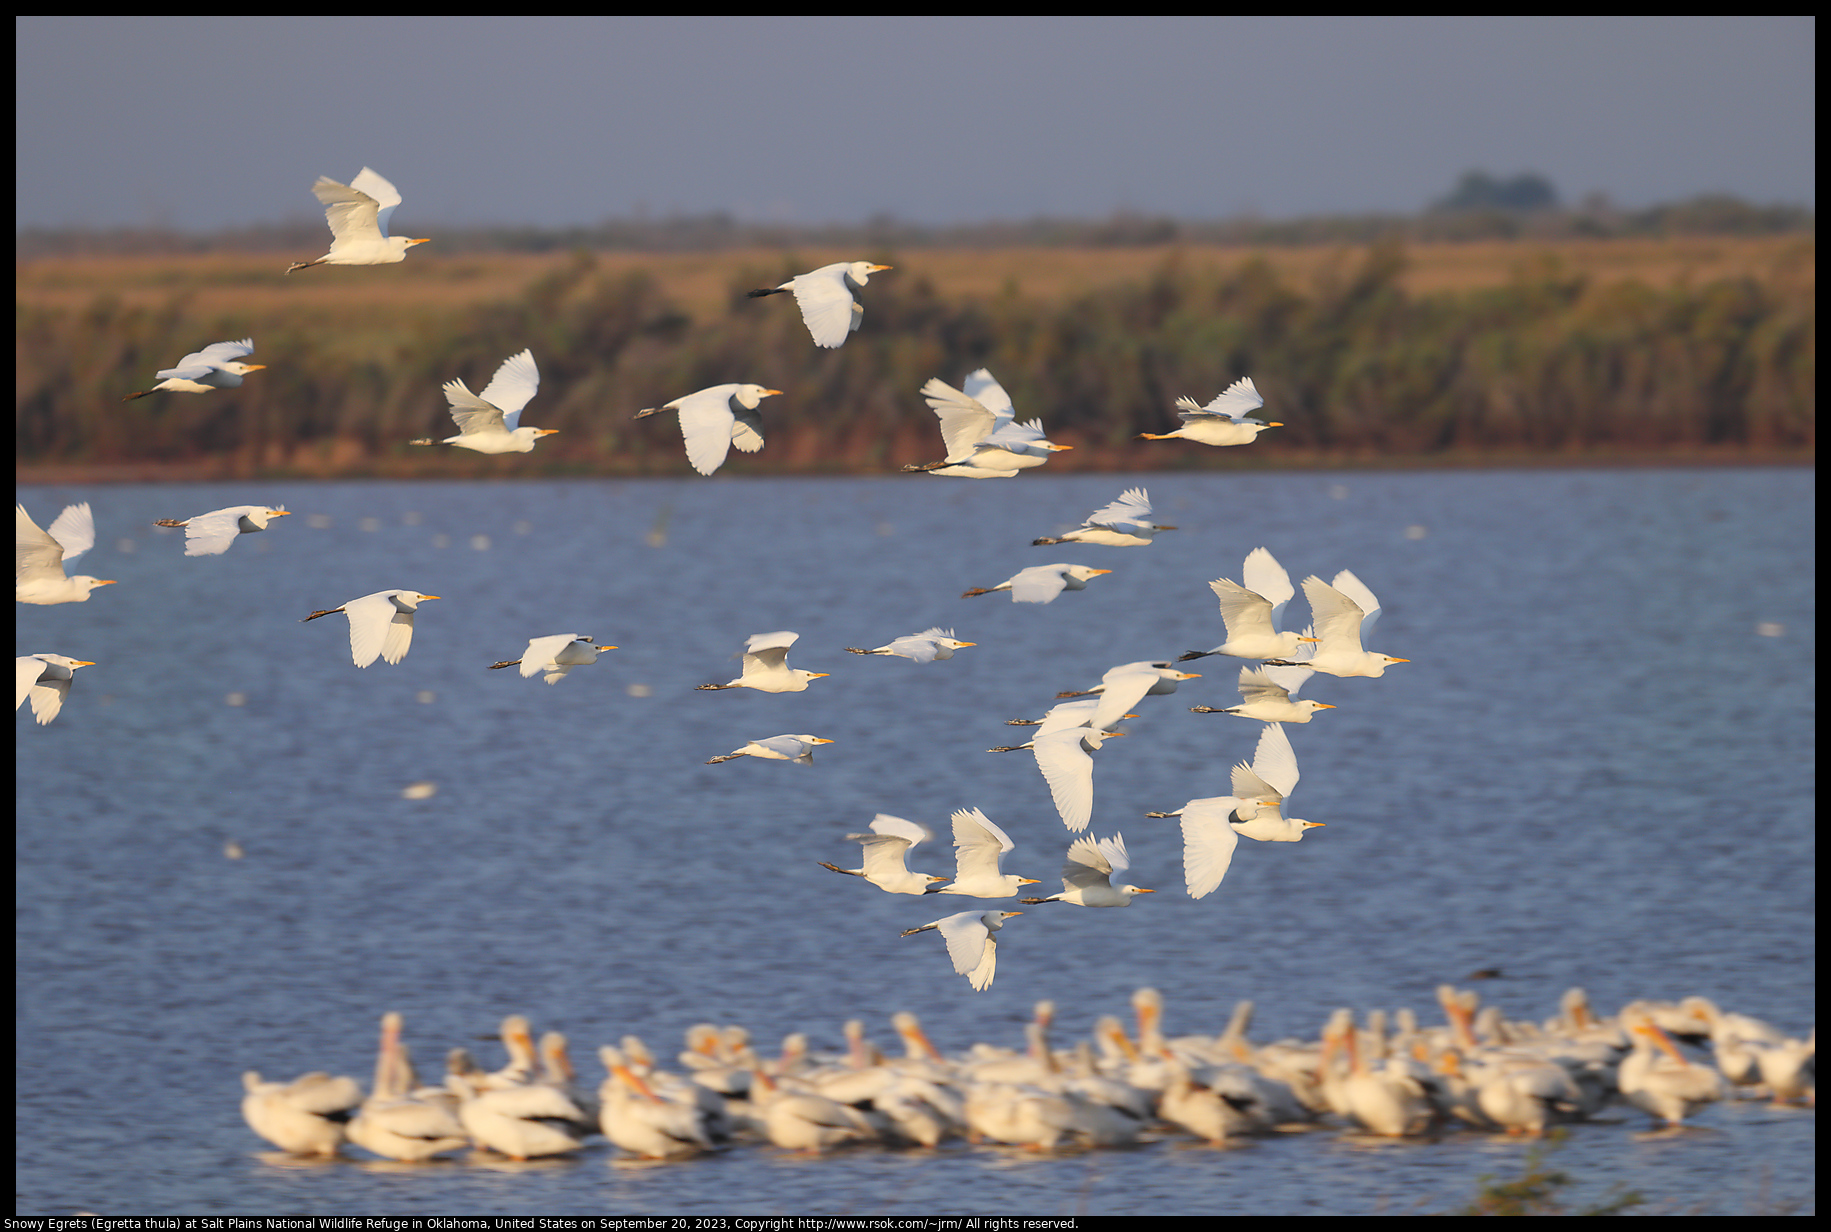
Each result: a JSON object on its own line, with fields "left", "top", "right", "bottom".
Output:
{"left": 17, "top": 204, "right": 1814, "bottom": 482}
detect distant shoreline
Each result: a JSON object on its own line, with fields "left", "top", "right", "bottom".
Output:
{"left": 16, "top": 445, "right": 1812, "bottom": 486}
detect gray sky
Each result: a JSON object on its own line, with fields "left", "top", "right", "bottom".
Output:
{"left": 15, "top": 16, "right": 1814, "bottom": 232}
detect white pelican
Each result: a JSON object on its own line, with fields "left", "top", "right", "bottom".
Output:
{"left": 1021, "top": 833, "right": 1155, "bottom": 906}
{"left": 122, "top": 338, "right": 265, "bottom": 400}
{"left": 705, "top": 733, "right": 833, "bottom": 765}
{"left": 301, "top": 590, "right": 441, "bottom": 668}
{"left": 449, "top": 1072, "right": 588, "bottom": 1159}
{"left": 16, "top": 654, "right": 95, "bottom": 726}
{"left": 988, "top": 725, "right": 1121, "bottom": 833}
{"left": 152, "top": 505, "right": 290, "bottom": 556}
{"left": 900, "top": 909, "right": 1022, "bottom": 991}
{"left": 1180, "top": 548, "right": 1315, "bottom": 662}
{"left": 1140, "top": 377, "right": 1282, "bottom": 446}
{"left": 1055, "top": 659, "right": 1201, "bottom": 732}
{"left": 286, "top": 167, "right": 428, "bottom": 273}
{"left": 489, "top": 634, "right": 614, "bottom": 684}
{"left": 1470, "top": 1054, "right": 1585, "bottom": 1136}
{"left": 696, "top": 630, "right": 827, "bottom": 693}
{"left": 634, "top": 384, "right": 781, "bottom": 476}
{"left": 818, "top": 814, "right": 947, "bottom": 894}
{"left": 1330, "top": 1010, "right": 1435, "bottom": 1136}
{"left": 348, "top": 1013, "right": 469, "bottom": 1161}
{"left": 1158, "top": 1066, "right": 1241, "bottom": 1145}
{"left": 411, "top": 349, "right": 556, "bottom": 454}
{"left": 844, "top": 626, "right": 976, "bottom": 662}
{"left": 597, "top": 1046, "right": 714, "bottom": 1159}
{"left": 1276, "top": 571, "right": 1409, "bottom": 678}
{"left": 902, "top": 369, "right": 1072, "bottom": 477}
{"left": 241, "top": 1070, "right": 362, "bottom": 1157}
{"left": 936, "top": 808, "right": 1040, "bottom": 898}
{"left": 1032, "top": 487, "right": 1174, "bottom": 547}
{"left": 1190, "top": 663, "right": 1334, "bottom": 723}
{"left": 746, "top": 1068, "right": 877, "bottom": 1152}
{"left": 17, "top": 502, "right": 116, "bottom": 604}
{"left": 961, "top": 563, "right": 1112, "bottom": 604}
{"left": 1619, "top": 1014, "right": 1729, "bottom": 1127}
{"left": 748, "top": 260, "right": 892, "bottom": 348}
{"left": 1750, "top": 1032, "right": 1816, "bottom": 1104}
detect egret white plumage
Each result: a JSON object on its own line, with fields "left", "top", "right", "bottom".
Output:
{"left": 819, "top": 814, "right": 946, "bottom": 894}
{"left": 1021, "top": 833, "right": 1155, "bottom": 906}
{"left": 152, "top": 505, "right": 290, "bottom": 556}
{"left": 16, "top": 654, "right": 95, "bottom": 726}
{"left": 1139, "top": 377, "right": 1282, "bottom": 446}
{"left": 1190, "top": 663, "right": 1335, "bottom": 723}
{"left": 410, "top": 349, "right": 556, "bottom": 453}
{"left": 301, "top": 590, "right": 441, "bottom": 667}
{"left": 16, "top": 502, "right": 116, "bottom": 604}
{"left": 122, "top": 338, "right": 265, "bottom": 400}
{"left": 1180, "top": 548, "right": 1316, "bottom": 662}
{"left": 1276, "top": 571, "right": 1409, "bottom": 678}
{"left": 286, "top": 167, "right": 428, "bottom": 273}
{"left": 1000, "top": 697, "right": 1121, "bottom": 735}
{"left": 705, "top": 734, "right": 833, "bottom": 765}
{"left": 696, "top": 630, "right": 827, "bottom": 693}
{"left": 748, "top": 260, "right": 892, "bottom": 348}
{"left": 1224, "top": 722, "right": 1311, "bottom": 832}
{"left": 961, "top": 563, "right": 1112, "bottom": 603}
{"left": 488, "top": 634, "right": 614, "bottom": 684}
{"left": 902, "top": 370, "right": 1072, "bottom": 477}
{"left": 989, "top": 725, "right": 1122, "bottom": 834}
{"left": 1146, "top": 724, "right": 1322, "bottom": 898}
{"left": 1032, "top": 487, "right": 1175, "bottom": 547}
{"left": 634, "top": 383, "right": 782, "bottom": 476}
{"left": 844, "top": 627, "right": 976, "bottom": 662}
{"left": 900, "top": 909, "right": 1022, "bottom": 991}
{"left": 1055, "top": 659, "right": 1201, "bottom": 732}
{"left": 936, "top": 807, "right": 1040, "bottom": 898}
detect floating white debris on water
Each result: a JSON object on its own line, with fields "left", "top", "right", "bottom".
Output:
{"left": 1757, "top": 622, "right": 1785, "bottom": 637}
{"left": 1405, "top": 525, "right": 1428, "bottom": 539}
{"left": 470, "top": 535, "right": 492, "bottom": 551}
{"left": 415, "top": 691, "right": 436, "bottom": 704}
{"left": 224, "top": 840, "right": 244, "bottom": 860}
{"left": 625, "top": 683, "right": 653, "bottom": 698}
{"left": 401, "top": 782, "right": 438, "bottom": 800}
{"left": 224, "top": 692, "right": 247, "bottom": 707}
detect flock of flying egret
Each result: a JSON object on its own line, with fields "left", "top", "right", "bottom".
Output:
{"left": 17, "top": 167, "right": 1808, "bottom": 1164}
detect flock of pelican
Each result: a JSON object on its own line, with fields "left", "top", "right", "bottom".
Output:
{"left": 240, "top": 987, "right": 1812, "bottom": 1160}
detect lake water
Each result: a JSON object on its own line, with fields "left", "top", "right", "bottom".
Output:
{"left": 15, "top": 468, "right": 1815, "bottom": 1215}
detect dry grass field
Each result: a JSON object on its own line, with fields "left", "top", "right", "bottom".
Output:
{"left": 17, "top": 234, "right": 1814, "bottom": 480}
{"left": 17, "top": 234, "right": 1814, "bottom": 321}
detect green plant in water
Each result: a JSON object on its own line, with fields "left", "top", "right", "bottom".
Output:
{"left": 1449, "top": 1131, "right": 1643, "bottom": 1216}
